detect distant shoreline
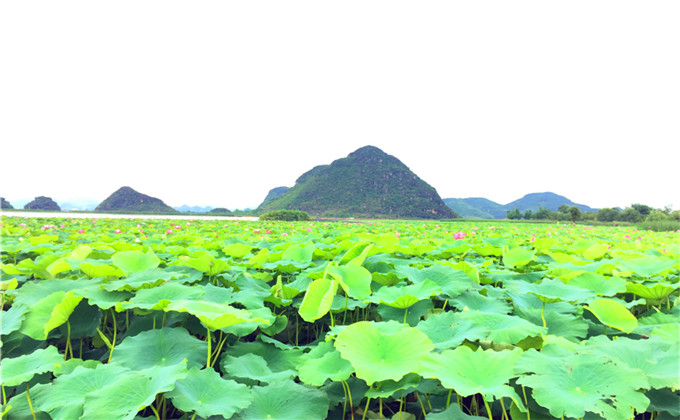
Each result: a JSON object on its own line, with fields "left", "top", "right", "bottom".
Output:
{"left": 0, "top": 210, "right": 258, "bottom": 221}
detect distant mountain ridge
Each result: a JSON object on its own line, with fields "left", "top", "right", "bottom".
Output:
{"left": 173, "top": 205, "right": 214, "bottom": 213}
{"left": 444, "top": 192, "right": 597, "bottom": 219}
{"left": 96, "top": 187, "right": 177, "bottom": 213}
{"left": 259, "top": 146, "right": 458, "bottom": 219}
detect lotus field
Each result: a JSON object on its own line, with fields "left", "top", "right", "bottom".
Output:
{"left": 1, "top": 216, "right": 679, "bottom": 420}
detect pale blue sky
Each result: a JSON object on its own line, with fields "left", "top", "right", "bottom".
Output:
{"left": 1, "top": 1, "right": 678, "bottom": 211}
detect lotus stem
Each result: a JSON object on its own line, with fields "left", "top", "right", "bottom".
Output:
{"left": 206, "top": 326, "right": 212, "bottom": 368}
{"left": 64, "top": 321, "right": 72, "bottom": 360}
{"left": 148, "top": 403, "right": 161, "bottom": 420}
{"left": 403, "top": 308, "right": 409, "bottom": 324}
{"left": 362, "top": 397, "right": 371, "bottom": 420}
{"left": 26, "top": 383, "right": 36, "bottom": 420}
{"left": 541, "top": 301, "right": 547, "bottom": 329}
{"left": 108, "top": 310, "right": 117, "bottom": 363}
{"left": 341, "top": 381, "right": 354, "bottom": 420}
{"left": 500, "top": 397, "right": 508, "bottom": 420}
{"left": 521, "top": 384, "right": 530, "bottom": 420}
{"left": 482, "top": 396, "right": 493, "bottom": 420}
{"left": 415, "top": 392, "right": 427, "bottom": 418}
{"left": 445, "top": 389, "right": 453, "bottom": 409}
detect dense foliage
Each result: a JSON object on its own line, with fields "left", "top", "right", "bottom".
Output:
{"left": 95, "top": 187, "right": 178, "bottom": 214}
{"left": 259, "top": 146, "right": 459, "bottom": 219}
{"left": 1, "top": 216, "right": 678, "bottom": 420}
{"left": 259, "top": 209, "right": 311, "bottom": 221}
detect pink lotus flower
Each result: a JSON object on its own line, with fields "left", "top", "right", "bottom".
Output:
{"left": 453, "top": 232, "right": 466, "bottom": 240}
{"left": 19, "top": 223, "right": 26, "bottom": 227}
{"left": 266, "top": 230, "right": 272, "bottom": 234}
{"left": 253, "top": 229, "right": 261, "bottom": 233}
{"left": 174, "top": 225, "right": 181, "bottom": 230}
{"left": 282, "top": 232, "right": 288, "bottom": 236}
{"left": 78, "top": 229, "right": 85, "bottom": 234}
{"left": 166, "top": 230, "right": 173, "bottom": 234}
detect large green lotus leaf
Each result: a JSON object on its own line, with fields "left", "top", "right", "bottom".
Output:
{"left": 516, "top": 351, "right": 650, "bottom": 419}
{"left": 584, "top": 298, "right": 638, "bottom": 333}
{"left": 450, "top": 290, "right": 512, "bottom": 314}
{"left": 177, "top": 253, "right": 230, "bottom": 275}
{"left": 19, "top": 291, "right": 82, "bottom": 340}
{"left": 416, "top": 310, "right": 487, "bottom": 350}
{"left": 112, "top": 327, "right": 206, "bottom": 371}
{"left": 339, "top": 242, "right": 373, "bottom": 266}
{"left": 298, "top": 277, "right": 337, "bottom": 322}
{"left": 79, "top": 262, "right": 123, "bottom": 279}
{"left": 566, "top": 272, "right": 626, "bottom": 296}
{"left": 222, "top": 243, "right": 256, "bottom": 259}
{"left": 397, "top": 264, "right": 477, "bottom": 298}
{"left": 235, "top": 380, "right": 329, "bottom": 420}
{"left": 166, "top": 367, "right": 253, "bottom": 418}
{"left": 586, "top": 335, "right": 679, "bottom": 389}
{"left": 634, "top": 311, "right": 680, "bottom": 337}
{"left": 507, "top": 278, "right": 594, "bottom": 303}
{"left": 514, "top": 307, "right": 588, "bottom": 342}
{"left": 10, "top": 278, "right": 91, "bottom": 307}
{"left": 73, "top": 283, "right": 132, "bottom": 310}
{"left": 503, "top": 246, "right": 535, "bottom": 269}
{"left": 222, "top": 340, "right": 303, "bottom": 373}
{"left": 328, "top": 264, "right": 372, "bottom": 300}
{"left": 104, "top": 267, "right": 201, "bottom": 292}
{"left": 165, "top": 299, "right": 268, "bottom": 330}
{"left": 334, "top": 321, "right": 434, "bottom": 385}
{"left": 646, "top": 388, "right": 680, "bottom": 417}
{"left": 625, "top": 281, "right": 677, "bottom": 301}
{"left": 369, "top": 279, "right": 441, "bottom": 309}
{"left": 111, "top": 249, "right": 160, "bottom": 274}
{"left": 281, "top": 243, "right": 315, "bottom": 263}
{"left": 419, "top": 346, "right": 525, "bottom": 409}
{"left": 31, "top": 363, "right": 128, "bottom": 420}
{"left": 80, "top": 368, "right": 177, "bottom": 420}
{"left": 455, "top": 310, "right": 546, "bottom": 345}
{"left": 582, "top": 243, "right": 608, "bottom": 260}
{"left": 650, "top": 323, "right": 680, "bottom": 342}
{"left": 619, "top": 256, "right": 677, "bottom": 278}
{"left": 261, "top": 260, "right": 310, "bottom": 273}
{"left": 222, "top": 353, "right": 297, "bottom": 384}
{"left": 1, "top": 345, "right": 62, "bottom": 386}
{"left": 298, "top": 341, "right": 354, "bottom": 386}
{"left": 52, "top": 358, "right": 100, "bottom": 377}
{"left": 1, "top": 303, "right": 28, "bottom": 336}
{"left": 117, "top": 282, "right": 205, "bottom": 311}
{"left": 378, "top": 299, "right": 434, "bottom": 327}
{"left": 365, "top": 373, "right": 421, "bottom": 399}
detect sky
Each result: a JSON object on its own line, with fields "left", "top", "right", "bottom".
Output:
{"left": 1, "top": 1, "right": 678, "bottom": 211}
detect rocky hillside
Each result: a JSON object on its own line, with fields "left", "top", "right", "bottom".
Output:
{"left": 259, "top": 146, "right": 458, "bottom": 219}
{"left": 95, "top": 187, "right": 177, "bottom": 213}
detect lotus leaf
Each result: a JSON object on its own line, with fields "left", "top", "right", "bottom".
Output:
{"left": 334, "top": 321, "right": 434, "bottom": 385}
{"left": 235, "top": 379, "right": 329, "bottom": 420}
{"left": 419, "top": 346, "right": 525, "bottom": 409}
{"left": 1, "top": 345, "right": 62, "bottom": 386}
{"left": 111, "top": 249, "right": 160, "bottom": 274}
{"left": 584, "top": 298, "right": 638, "bottom": 333}
{"left": 166, "top": 367, "right": 253, "bottom": 418}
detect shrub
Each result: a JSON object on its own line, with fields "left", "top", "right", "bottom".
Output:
{"left": 259, "top": 209, "right": 311, "bottom": 221}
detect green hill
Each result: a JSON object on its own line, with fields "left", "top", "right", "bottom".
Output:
{"left": 443, "top": 192, "right": 597, "bottom": 219}
{"left": 95, "top": 187, "right": 178, "bottom": 213}
{"left": 443, "top": 197, "right": 506, "bottom": 219}
{"left": 259, "top": 146, "right": 458, "bottom": 219}
{"left": 504, "top": 192, "right": 596, "bottom": 213}
{"left": 1, "top": 197, "right": 14, "bottom": 209}
{"left": 24, "top": 196, "right": 61, "bottom": 211}
{"left": 259, "top": 186, "right": 290, "bottom": 207}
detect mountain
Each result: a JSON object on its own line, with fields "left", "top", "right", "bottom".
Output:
{"left": 259, "top": 146, "right": 458, "bottom": 219}
{"left": 504, "top": 192, "right": 596, "bottom": 213}
{"left": 58, "top": 199, "right": 99, "bottom": 211}
{"left": 259, "top": 186, "right": 290, "bottom": 207}
{"left": 443, "top": 192, "right": 597, "bottom": 219}
{"left": 173, "top": 205, "right": 214, "bottom": 213}
{"left": 24, "top": 196, "right": 61, "bottom": 211}
{"left": 1, "top": 197, "right": 14, "bottom": 209}
{"left": 95, "top": 187, "right": 178, "bottom": 213}
{"left": 443, "top": 197, "right": 507, "bottom": 219}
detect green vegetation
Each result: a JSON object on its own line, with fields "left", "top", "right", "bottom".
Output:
{"left": 95, "top": 186, "right": 177, "bottom": 214}
{"left": 23, "top": 196, "right": 61, "bottom": 211}
{"left": 1, "top": 215, "right": 678, "bottom": 419}
{"left": 448, "top": 192, "right": 595, "bottom": 219}
{"left": 258, "top": 186, "right": 290, "bottom": 207}
{"left": 209, "top": 207, "right": 234, "bottom": 215}
{"left": 259, "top": 146, "right": 459, "bottom": 219}
{"left": 259, "top": 209, "right": 311, "bottom": 221}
